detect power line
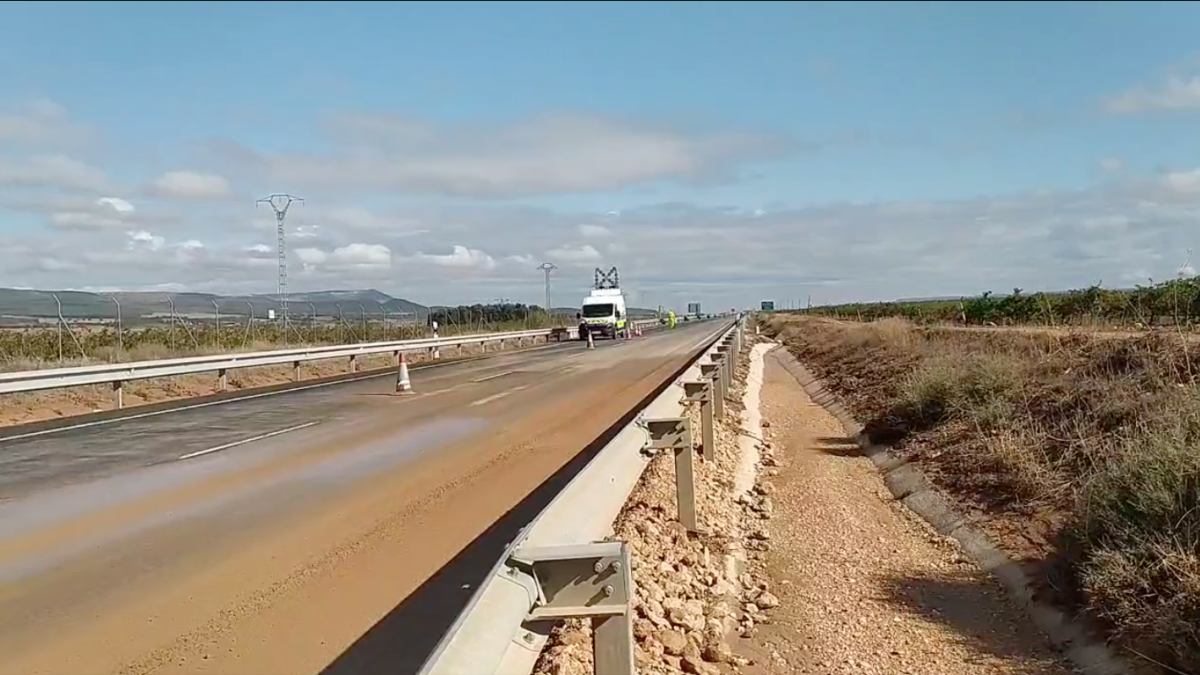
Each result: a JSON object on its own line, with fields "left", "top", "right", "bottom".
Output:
{"left": 255, "top": 193, "right": 304, "bottom": 337}
{"left": 537, "top": 262, "right": 557, "bottom": 320}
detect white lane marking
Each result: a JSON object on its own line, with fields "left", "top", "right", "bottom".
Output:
{"left": 471, "top": 370, "right": 515, "bottom": 383}
{"left": 467, "top": 385, "right": 529, "bottom": 407}
{"left": 0, "top": 341, "right": 576, "bottom": 444}
{"left": 177, "top": 421, "right": 320, "bottom": 461}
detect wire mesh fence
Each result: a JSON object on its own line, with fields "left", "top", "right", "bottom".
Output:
{"left": 0, "top": 295, "right": 570, "bottom": 371}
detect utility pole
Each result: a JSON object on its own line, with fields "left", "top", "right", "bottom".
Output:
{"left": 537, "top": 262, "right": 557, "bottom": 324}
{"left": 256, "top": 193, "right": 304, "bottom": 337}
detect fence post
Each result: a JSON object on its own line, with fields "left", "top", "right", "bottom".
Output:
{"left": 111, "top": 296, "right": 123, "bottom": 360}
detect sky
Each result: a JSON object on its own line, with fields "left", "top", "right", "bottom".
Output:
{"left": 3, "top": 1, "right": 1200, "bottom": 310}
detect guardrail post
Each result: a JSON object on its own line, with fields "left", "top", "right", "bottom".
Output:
{"left": 682, "top": 380, "right": 714, "bottom": 461}
{"left": 513, "top": 541, "right": 635, "bottom": 675}
{"left": 392, "top": 349, "right": 400, "bottom": 367}
{"left": 218, "top": 368, "right": 228, "bottom": 391}
{"left": 715, "top": 345, "right": 732, "bottom": 397}
{"left": 112, "top": 380, "right": 123, "bottom": 409}
{"left": 700, "top": 362, "right": 724, "bottom": 418}
{"left": 643, "top": 417, "right": 698, "bottom": 532}
{"left": 710, "top": 343, "right": 729, "bottom": 381}
{"left": 349, "top": 354, "right": 357, "bottom": 373}
{"left": 292, "top": 360, "right": 301, "bottom": 382}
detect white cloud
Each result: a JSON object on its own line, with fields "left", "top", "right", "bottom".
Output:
{"left": 9, "top": 96, "right": 1200, "bottom": 311}
{"left": 578, "top": 223, "right": 613, "bottom": 238}
{"left": 44, "top": 196, "right": 139, "bottom": 231}
{"left": 0, "top": 98, "right": 87, "bottom": 146}
{"left": 212, "top": 111, "right": 792, "bottom": 199}
{"left": 126, "top": 230, "right": 165, "bottom": 251}
{"left": 295, "top": 247, "right": 327, "bottom": 266}
{"left": 1106, "top": 76, "right": 1200, "bottom": 114}
{"left": 150, "top": 170, "right": 231, "bottom": 199}
{"left": 546, "top": 244, "right": 603, "bottom": 265}
{"left": 1164, "top": 168, "right": 1200, "bottom": 194}
{"left": 296, "top": 243, "right": 392, "bottom": 270}
{"left": 414, "top": 245, "right": 496, "bottom": 270}
{"left": 1104, "top": 60, "right": 1200, "bottom": 115}
{"left": 97, "top": 197, "right": 135, "bottom": 213}
{"left": 0, "top": 154, "right": 111, "bottom": 192}
{"left": 331, "top": 243, "right": 392, "bottom": 266}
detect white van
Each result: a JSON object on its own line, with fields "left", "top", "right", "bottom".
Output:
{"left": 580, "top": 288, "right": 627, "bottom": 339}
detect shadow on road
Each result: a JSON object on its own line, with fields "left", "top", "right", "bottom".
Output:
{"left": 876, "top": 569, "right": 1074, "bottom": 675}
{"left": 318, "top": 344, "right": 712, "bottom": 675}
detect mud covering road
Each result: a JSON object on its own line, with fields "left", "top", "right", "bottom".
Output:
{"left": 0, "top": 321, "right": 728, "bottom": 675}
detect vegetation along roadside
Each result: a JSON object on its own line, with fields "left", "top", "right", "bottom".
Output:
{"left": 760, "top": 314, "right": 1200, "bottom": 674}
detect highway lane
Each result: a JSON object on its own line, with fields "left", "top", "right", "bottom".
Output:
{"left": 0, "top": 321, "right": 726, "bottom": 675}
{"left": 0, "top": 336, "right": 606, "bottom": 499}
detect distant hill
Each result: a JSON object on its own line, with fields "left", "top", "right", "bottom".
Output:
{"left": 0, "top": 287, "right": 428, "bottom": 324}
{"left": 0, "top": 286, "right": 672, "bottom": 327}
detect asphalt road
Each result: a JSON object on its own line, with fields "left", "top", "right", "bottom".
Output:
{"left": 0, "top": 321, "right": 727, "bottom": 675}
{"left": 0, "top": 337, "right": 602, "bottom": 500}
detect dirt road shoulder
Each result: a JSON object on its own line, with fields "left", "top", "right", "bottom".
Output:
{"left": 734, "top": 346, "right": 1072, "bottom": 675}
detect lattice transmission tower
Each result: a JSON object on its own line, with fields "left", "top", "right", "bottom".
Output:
{"left": 256, "top": 194, "right": 304, "bottom": 332}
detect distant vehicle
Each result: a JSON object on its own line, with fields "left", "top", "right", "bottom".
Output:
{"left": 581, "top": 288, "right": 627, "bottom": 339}
{"left": 579, "top": 267, "right": 628, "bottom": 340}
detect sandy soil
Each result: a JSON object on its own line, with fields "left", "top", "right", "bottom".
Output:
{"left": 732, "top": 348, "right": 1072, "bottom": 675}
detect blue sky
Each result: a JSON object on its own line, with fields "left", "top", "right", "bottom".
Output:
{"left": 1, "top": 1, "right": 1200, "bottom": 308}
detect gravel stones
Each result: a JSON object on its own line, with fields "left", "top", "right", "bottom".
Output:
{"left": 534, "top": 335, "right": 767, "bottom": 675}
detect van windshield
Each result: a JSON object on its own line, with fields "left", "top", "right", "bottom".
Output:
{"left": 582, "top": 303, "right": 614, "bottom": 318}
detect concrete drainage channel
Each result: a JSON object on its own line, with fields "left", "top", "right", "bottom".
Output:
{"left": 417, "top": 317, "right": 780, "bottom": 675}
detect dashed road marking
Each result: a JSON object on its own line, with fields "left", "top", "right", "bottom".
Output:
{"left": 467, "top": 385, "right": 529, "bottom": 407}
{"left": 177, "top": 421, "right": 320, "bottom": 461}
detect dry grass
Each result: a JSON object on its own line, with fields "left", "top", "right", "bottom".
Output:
{"left": 0, "top": 339, "right": 295, "bottom": 373}
{"left": 760, "top": 314, "right": 1200, "bottom": 674}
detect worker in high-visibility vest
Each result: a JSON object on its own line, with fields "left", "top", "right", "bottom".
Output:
{"left": 668, "top": 310, "right": 676, "bottom": 329}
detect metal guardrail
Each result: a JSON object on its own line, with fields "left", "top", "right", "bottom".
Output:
{"left": 0, "top": 320, "right": 667, "bottom": 403}
{"left": 418, "top": 315, "right": 744, "bottom": 675}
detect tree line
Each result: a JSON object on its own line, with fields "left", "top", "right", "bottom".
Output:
{"left": 798, "top": 277, "right": 1200, "bottom": 326}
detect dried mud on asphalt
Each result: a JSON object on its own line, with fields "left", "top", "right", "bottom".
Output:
{"left": 534, "top": 335, "right": 1073, "bottom": 675}
{"left": 0, "top": 330, "right": 708, "bottom": 675}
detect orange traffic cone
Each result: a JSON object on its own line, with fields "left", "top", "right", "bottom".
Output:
{"left": 395, "top": 352, "right": 413, "bottom": 395}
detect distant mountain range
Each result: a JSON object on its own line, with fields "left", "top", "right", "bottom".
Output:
{"left": 0, "top": 288, "right": 425, "bottom": 325}
{"left": 0, "top": 287, "right": 661, "bottom": 325}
